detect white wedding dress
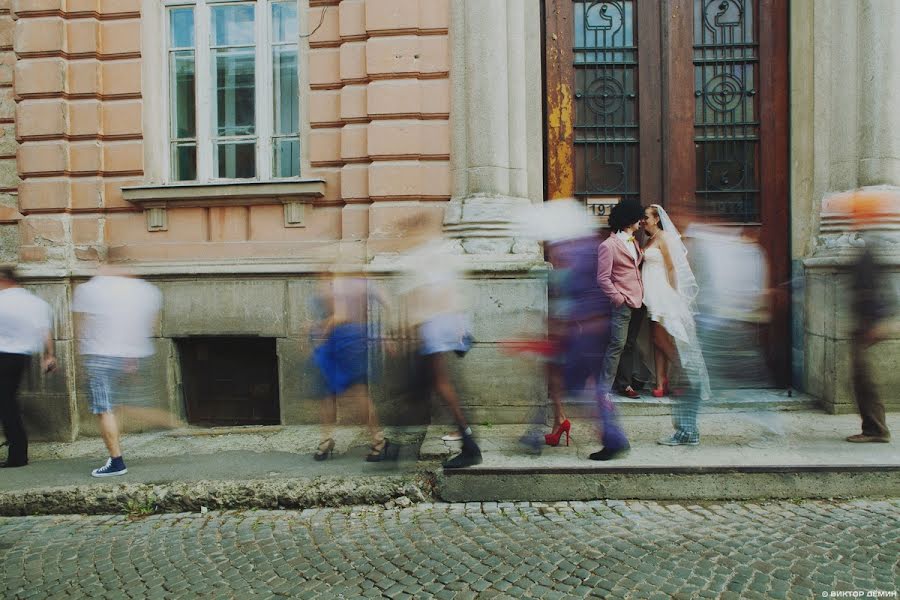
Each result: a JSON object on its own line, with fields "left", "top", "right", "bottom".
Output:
{"left": 641, "top": 234, "right": 712, "bottom": 400}
{"left": 642, "top": 244, "right": 695, "bottom": 344}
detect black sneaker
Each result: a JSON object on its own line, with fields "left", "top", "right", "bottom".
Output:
{"left": 443, "top": 448, "right": 482, "bottom": 469}
{"left": 588, "top": 445, "right": 629, "bottom": 461}
{"left": 91, "top": 457, "right": 127, "bottom": 478}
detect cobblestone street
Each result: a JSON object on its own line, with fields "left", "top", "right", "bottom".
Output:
{"left": 0, "top": 499, "right": 897, "bottom": 599}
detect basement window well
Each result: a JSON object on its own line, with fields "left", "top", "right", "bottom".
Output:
{"left": 178, "top": 337, "right": 280, "bottom": 426}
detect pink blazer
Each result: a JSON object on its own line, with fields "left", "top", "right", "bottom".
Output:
{"left": 597, "top": 234, "right": 644, "bottom": 309}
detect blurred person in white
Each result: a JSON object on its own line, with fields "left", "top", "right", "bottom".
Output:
{"left": 0, "top": 265, "right": 56, "bottom": 468}
{"left": 73, "top": 267, "right": 163, "bottom": 477}
{"left": 684, "top": 219, "right": 772, "bottom": 389}
{"left": 396, "top": 213, "right": 480, "bottom": 469}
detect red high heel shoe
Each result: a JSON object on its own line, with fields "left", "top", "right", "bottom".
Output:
{"left": 651, "top": 379, "right": 670, "bottom": 398}
{"left": 545, "top": 419, "right": 571, "bottom": 447}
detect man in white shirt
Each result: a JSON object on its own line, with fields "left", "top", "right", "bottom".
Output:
{"left": 72, "top": 268, "right": 162, "bottom": 477}
{"left": 395, "top": 213, "right": 481, "bottom": 469}
{"left": 0, "top": 265, "right": 56, "bottom": 468}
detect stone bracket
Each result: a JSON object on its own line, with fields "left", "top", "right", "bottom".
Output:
{"left": 282, "top": 201, "right": 305, "bottom": 228}
{"left": 122, "top": 180, "right": 326, "bottom": 231}
{"left": 146, "top": 205, "right": 167, "bottom": 232}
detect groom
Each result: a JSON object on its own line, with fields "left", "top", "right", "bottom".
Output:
{"left": 596, "top": 200, "right": 646, "bottom": 435}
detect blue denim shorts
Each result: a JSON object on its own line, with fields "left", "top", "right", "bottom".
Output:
{"left": 85, "top": 355, "right": 128, "bottom": 414}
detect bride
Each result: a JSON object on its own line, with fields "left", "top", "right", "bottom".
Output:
{"left": 640, "top": 204, "right": 711, "bottom": 403}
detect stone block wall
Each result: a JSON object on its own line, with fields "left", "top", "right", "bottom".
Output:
{"left": 8, "top": 0, "right": 453, "bottom": 266}
{"left": 804, "top": 265, "right": 900, "bottom": 414}
{"left": 306, "top": 0, "right": 451, "bottom": 257}
{"left": 13, "top": 0, "right": 144, "bottom": 268}
{"left": 791, "top": 1, "right": 900, "bottom": 410}
{"left": 5, "top": 0, "right": 550, "bottom": 443}
{"left": 0, "top": 0, "right": 19, "bottom": 261}
{"left": 20, "top": 271, "right": 546, "bottom": 441}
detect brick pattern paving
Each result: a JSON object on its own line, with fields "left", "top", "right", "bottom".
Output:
{"left": 0, "top": 499, "right": 897, "bottom": 599}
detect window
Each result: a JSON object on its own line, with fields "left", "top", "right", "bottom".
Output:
{"left": 166, "top": 0, "right": 300, "bottom": 182}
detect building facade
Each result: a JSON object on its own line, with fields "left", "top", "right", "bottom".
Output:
{"left": 1, "top": 0, "right": 897, "bottom": 441}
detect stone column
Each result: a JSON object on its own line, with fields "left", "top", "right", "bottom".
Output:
{"left": 858, "top": 0, "right": 900, "bottom": 187}
{"left": 443, "top": 0, "right": 542, "bottom": 258}
{"left": 796, "top": 0, "right": 900, "bottom": 411}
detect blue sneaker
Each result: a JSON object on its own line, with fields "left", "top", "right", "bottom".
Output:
{"left": 657, "top": 434, "right": 699, "bottom": 446}
{"left": 91, "top": 457, "right": 128, "bottom": 477}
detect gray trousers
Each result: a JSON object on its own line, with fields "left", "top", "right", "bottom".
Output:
{"left": 852, "top": 334, "right": 890, "bottom": 438}
{"left": 600, "top": 304, "right": 645, "bottom": 395}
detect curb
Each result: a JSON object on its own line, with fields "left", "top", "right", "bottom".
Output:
{"left": 0, "top": 472, "right": 437, "bottom": 517}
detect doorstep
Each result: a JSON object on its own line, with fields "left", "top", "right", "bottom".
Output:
{"left": 427, "top": 411, "right": 900, "bottom": 502}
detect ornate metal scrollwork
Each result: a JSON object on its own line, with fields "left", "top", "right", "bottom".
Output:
{"left": 573, "top": 0, "right": 638, "bottom": 206}
{"left": 694, "top": 0, "right": 758, "bottom": 222}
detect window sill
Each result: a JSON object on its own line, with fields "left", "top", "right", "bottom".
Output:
{"left": 122, "top": 179, "right": 326, "bottom": 231}
{"left": 122, "top": 179, "right": 326, "bottom": 207}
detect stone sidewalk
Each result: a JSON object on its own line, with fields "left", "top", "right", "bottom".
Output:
{"left": 0, "top": 426, "right": 432, "bottom": 516}
{"left": 1, "top": 411, "right": 898, "bottom": 515}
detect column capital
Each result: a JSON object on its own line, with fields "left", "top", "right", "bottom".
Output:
{"left": 444, "top": 0, "right": 543, "bottom": 259}
{"left": 808, "top": 186, "right": 900, "bottom": 266}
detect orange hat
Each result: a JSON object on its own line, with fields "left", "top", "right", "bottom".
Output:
{"left": 824, "top": 188, "right": 899, "bottom": 228}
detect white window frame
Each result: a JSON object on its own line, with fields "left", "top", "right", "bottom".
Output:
{"left": 162, "top": 0, "right": 301, "bottom": 183}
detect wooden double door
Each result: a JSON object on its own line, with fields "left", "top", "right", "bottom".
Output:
{"left": 544, "top": 0, "right": 790, "bottom": 385}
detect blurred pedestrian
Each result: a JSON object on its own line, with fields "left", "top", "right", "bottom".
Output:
{"left": 685, "top": 220, "right": 772, "bottom": 389}
{"left": 311, "top": 272, "right": 397, "bottom": 462}
{"left": 0, "top": 265, "right": 56, "bottom": 468}
{"left": 512, "top": 199, "right": 629, "bottom": 458}
{"left": 396, "top": 213, "right": 480, "bottom": 468}
{"left": 837, "top": 189, "right": 897, "bottom": 443}
{"left": 73, "top": 268, "right": 163, "bottom": 477}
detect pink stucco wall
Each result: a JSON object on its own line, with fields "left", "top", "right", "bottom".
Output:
{"left": 10, "top": 0, "right": 452, "bottom": 266}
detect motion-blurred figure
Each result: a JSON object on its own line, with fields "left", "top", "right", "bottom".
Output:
{"left": 515, "top": 199, "right": 630, "bottom": 460}
{"left": 310, "top": 272, "right": 396, "bottom": 462}
{"left": 396, "top": 213, "right": 480, "bottom": 469}
{"left": 0, "top": 265, "right": 56, "bottom": 468}
{"left": 834, "top": 189, "right": 897, "bottom": 443}
{"left": 685, "top": 220, "right": 773, "bottom": 389}
{"left": 73, "top": 268, "right": 163, "bottom": 477}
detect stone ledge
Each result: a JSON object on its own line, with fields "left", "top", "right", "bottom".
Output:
{"left": 804, "top": 254, "right": 900, "bottom": 269}
{"left": 436, "top": 469, "right": 900, "bottom": 502}
{"left": 0, "top": 205, "right": 23, "bottom": 224}
{"left": 12, "top": 259, "right": 552, "bottom": 279}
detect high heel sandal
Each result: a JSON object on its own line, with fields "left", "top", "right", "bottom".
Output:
{"left": 652, "top": 379, "right": 670, "bottom": 398}
{"left": 544, "top": 419, "right": 571, "bottom": 447}
{"left": 314, "top": 438, "right": 335, "bottom": 461}
{"left": 366, "top": 437, "right": 397, "bottom": 462}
